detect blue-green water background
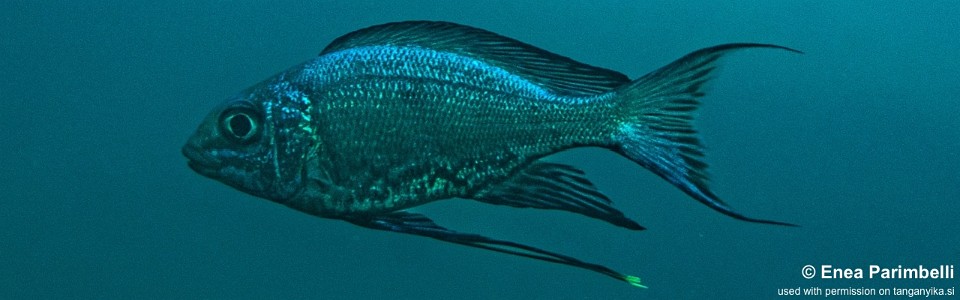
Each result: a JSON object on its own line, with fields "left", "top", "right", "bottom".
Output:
{"left": 2, "top": 1, "right": 958, "bottom": 299}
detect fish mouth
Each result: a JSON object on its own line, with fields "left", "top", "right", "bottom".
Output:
{"left": 182, "top": 145, "right": 220, "bottom": 177}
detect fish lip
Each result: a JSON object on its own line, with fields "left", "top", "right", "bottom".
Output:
{"left": 182, "top": 144, "right": 220, "bottom": 176}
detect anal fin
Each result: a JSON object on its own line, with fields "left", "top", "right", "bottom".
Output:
{"left": 472, "top": 162, "right": 644, "bottom": 230}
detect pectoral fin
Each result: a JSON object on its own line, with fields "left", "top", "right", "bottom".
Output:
{"left": 473, "top": 162, "right": 644, "bottom": 230}
{"left": 347, "top": 211, "right": 646, "bottom": 288}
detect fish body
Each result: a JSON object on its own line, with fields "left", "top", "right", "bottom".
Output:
{"left": 292, "top": 45, "right": 619, "bottom": 217}
{"left": 183, "top": 21, "right": 797, "bottom": 287}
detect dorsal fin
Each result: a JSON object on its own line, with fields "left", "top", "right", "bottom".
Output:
{"left": 320, "top": 21, "right": 631, "bottom": 96}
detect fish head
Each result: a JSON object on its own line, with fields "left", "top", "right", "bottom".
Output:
{"left": 183, "top": 78, "right": 313, "bottom": 202}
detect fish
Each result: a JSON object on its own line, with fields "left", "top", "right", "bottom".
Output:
{"left": 182, "top": 20, "right": 799, "bottom": 288}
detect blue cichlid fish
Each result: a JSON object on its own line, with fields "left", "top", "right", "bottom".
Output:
{"left": 182, "top": 21, "right": 798, "bottom": 288}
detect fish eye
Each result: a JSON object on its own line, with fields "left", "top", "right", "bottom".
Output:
{"left": 219, "top": 107, "right": 262, "bottom": 144}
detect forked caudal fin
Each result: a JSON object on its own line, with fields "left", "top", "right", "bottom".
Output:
{"left": 612, "top": 43, "right": 800, "bottom": 226}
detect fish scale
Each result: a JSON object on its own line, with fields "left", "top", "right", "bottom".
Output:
{"left": 297, "top": 46, "right": 615, "bottom": 212}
